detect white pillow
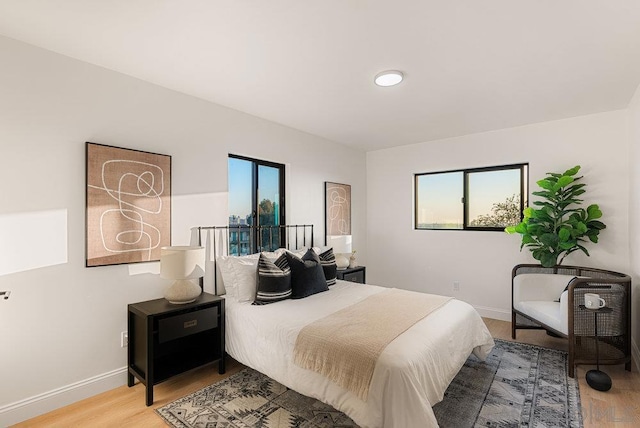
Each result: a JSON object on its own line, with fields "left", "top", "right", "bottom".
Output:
{"left": 286, "top": 248, "right": 308, "bottom": 258}
{"left": 312, "top": 246, "right": 332, "bottom": 254}
{"left": 218, "top": 249, "right": 285, "bottom": 302}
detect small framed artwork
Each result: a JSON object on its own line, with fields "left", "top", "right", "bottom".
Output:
{"left": 325, "top": 181, "right": 351, "bottom": 240}
{"left": 86, "top": 142, "right": 171, "bottom": 267}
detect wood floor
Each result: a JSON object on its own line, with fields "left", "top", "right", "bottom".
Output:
{"left": 14, "top": 318, "right": 640, "bottom": 427}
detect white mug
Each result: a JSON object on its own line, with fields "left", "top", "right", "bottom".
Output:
{"left": 584, "top": 293, "right": 606, "bottom": 309}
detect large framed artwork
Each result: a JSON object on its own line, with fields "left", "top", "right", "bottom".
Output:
{"left": 324, "top": 181, "right": 351, "bottom": 241}
{"left": 86, "top": 142, "right": 171, "bottom": 267}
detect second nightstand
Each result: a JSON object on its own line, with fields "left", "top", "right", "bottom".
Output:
{"left": 337, "top": 266, "right": 366, "bottom": 284}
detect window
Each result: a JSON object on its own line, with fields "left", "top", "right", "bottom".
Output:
{"left": 414, "top": 163, "right": 528, "bottom": 231}
{"left": 228, "top": 155, "right": 285, "bottom": 254}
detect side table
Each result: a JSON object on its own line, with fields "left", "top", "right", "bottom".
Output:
{"left": 580, "top": 304, "right": 613, "bottom": 392}
{"left": 337, "top": 266, "right": 366, "bottom": 284}
{"left": 127, "top": 293, "right": 225, "bottom": 405}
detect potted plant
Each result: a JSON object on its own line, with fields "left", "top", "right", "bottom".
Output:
{"left": 505, "top": 165, "right": 606, "bottom": 268}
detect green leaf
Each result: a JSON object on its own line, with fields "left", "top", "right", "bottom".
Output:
{"left": 563, "top": 165, "right": 581, "bottom": 176}
{"left": 560, "top": 241, "right": 576, "bottom": 250}
{"left": 515, "top": 222, "right": 528, "bottom": 234}
{"left": 537, "top": 179, "right": 555, "bottom": 191}
{"left": 587, "top": 220, "right": 606, "bottom": 230}
{"left": 587, "top": 204, "right": 602, "bottom": 220}
{"left": 576, "top": 222, "right": 588, "bottom": 233}
{"left": 540, "top": 252, "right": 558, "bottom": 268}
{"left": 533, "top": 201, "right": 554, "bottom": 209}
{"left": 532, "top": 190, "right": 555, "bottom": 199}
{"left": 555, "top": 175, "right": 575, "bottom": 189}
{"left": 558, "top": 228, "right": 571, "bottom": 241}
{"left": 540, "top": 233, "right": 558, "bottom": 247}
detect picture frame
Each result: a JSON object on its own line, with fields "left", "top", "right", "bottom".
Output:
{"left": 85, "top": 142, "right": 171, "bottom": 267}
{"left": 324, "top": 181, "right": 351, "bottom": 243}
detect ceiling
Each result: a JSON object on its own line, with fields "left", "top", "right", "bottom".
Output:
{"left": 1, "top": 1, "right": 640, "bottom": 151}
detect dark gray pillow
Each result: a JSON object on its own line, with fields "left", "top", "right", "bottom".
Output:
{"left": 286, "top": 248, "right": 329, "bottom": 299}
{"left": 554, "top": 276, "right": 578, "bottom": 302}
{"left": 253, "top": 253, "right": 291, "bottom": 305}
{"left": 318, "top": 247, "right": 337, "bottom": 286}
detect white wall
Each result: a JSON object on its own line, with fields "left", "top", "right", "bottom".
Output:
{"left": 0, "top": 35, "right": 366, "bottom": 424}
{"left": 628, "top": 82, "right": 640, "bottom": 366}
{"left": 367, "top": 111, "right": 630, "bottom": 320}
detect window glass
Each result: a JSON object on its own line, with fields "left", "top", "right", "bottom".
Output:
{"left": 415, "top": 172, "right": 463, "bottom": 229}
{"left": 258, "top": 164, "right": 281, "bottom": 251}
{"left": 415, "top": 164, "right": 527, "bottom": 231}
{"left": 467, "top": 168, "right": 521, "bottom": 228}
{"left": 228, "top": 155, "right": 285, "bottom": 254}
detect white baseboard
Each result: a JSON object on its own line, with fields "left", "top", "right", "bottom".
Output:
{"left": 0, "top": 366, "right": 127, "bottom": 426}
{"left": 473, "top": 305, "right": 511, "bottom": 322}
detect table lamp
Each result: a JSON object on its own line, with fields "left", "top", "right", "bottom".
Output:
{"left": 327, "top": 235, "right": 352, "bottom": 270}
{"left": 160, "top": 246, "right": 205, "bottom": 304}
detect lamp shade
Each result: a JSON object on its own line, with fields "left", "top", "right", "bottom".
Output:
{"left": 160, "top": 246, "right": 205, "bottom": 304}
{"left": 327, "top": 235, "right": 352, "bottom": 254}
{"left": 160, "top": 246, "right": 205, "bottom": 280}
{"left": 327, "top": 235, "right": 352, "bottom": 270}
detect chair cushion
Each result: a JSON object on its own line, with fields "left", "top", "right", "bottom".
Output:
{"left": 515, "top": 288, "right": 569, "bottom": 335}
{"left": 515, "top": 301, "right": 566, "bottom": 335}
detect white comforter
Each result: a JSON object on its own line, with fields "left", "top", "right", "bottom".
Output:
{"left": 225, "top": 281, "right": 494, "bottom": 428}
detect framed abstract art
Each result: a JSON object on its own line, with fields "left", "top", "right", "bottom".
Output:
{"left": 85, "top": 142, "right": 171, "bottom": 267}
{"left": 324, "top": 181, "right": 351, "bottom": 238}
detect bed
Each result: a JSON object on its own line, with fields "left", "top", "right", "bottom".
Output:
{"left": 200, "top": 225, "right": 495, "bottom": 427}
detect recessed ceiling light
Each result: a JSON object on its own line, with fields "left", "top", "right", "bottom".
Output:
{"left": 374, "top": 70, "right": 404, "bottom": 87}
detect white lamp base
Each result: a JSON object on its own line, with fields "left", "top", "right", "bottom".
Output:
{"left": 335, "top": 254, "right": 350, "bottom": 270}
{"left": 164, "top": 279, "right": 202, "bottom": 304}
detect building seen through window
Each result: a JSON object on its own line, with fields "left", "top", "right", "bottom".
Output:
{"left": 228, "top": 155, "right": 285, "bottom": 254}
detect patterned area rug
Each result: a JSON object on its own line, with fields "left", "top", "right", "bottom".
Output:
{"left": 156, "top": 339, "right": 582, "bottom": 427}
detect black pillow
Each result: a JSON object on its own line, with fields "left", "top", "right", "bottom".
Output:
{"left": 554, "top": 276, "right": 578, "bottom": 302}
{"left": 318, "top": 247, "right": 337, "bottom": 286}
{"left": 253, "top": 253, "right": 291, "bottom": 305}
{"left": 286, "top": 249, "right": 329, "bottom": 299}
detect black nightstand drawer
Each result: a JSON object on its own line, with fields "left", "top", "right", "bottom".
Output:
{"left": 337, "top": 266, "right": 366, "bottom": 284}
{"left": 158, "top": 306, "right": 218, "bottom": 343}
{"left": 342, "top": 270, "right": 364, "bottom": 283}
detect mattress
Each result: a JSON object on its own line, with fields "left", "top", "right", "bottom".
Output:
{"left": 225, "top": 280, "right": 495, "bottom": 428}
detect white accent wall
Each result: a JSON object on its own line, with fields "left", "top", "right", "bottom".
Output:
{"left": 0, "top": 35, "right": 366, "bottom": 424}
{"left": 366, "top": 111, "right": 631, "bottom": 321}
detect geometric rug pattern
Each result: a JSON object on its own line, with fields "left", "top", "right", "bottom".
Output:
{"left": 157, "top": 339, "right": 582, "bottom": 427}
{"left": 432, "top": 339, "right": 582, "bottom": 427}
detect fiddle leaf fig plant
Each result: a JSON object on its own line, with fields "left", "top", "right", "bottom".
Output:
{"left": 505, "top": 165, "right": 606, "bottom": 268}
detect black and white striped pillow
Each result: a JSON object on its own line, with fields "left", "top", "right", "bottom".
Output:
{"left": 318, "top": 248, "right": 337, "bottom": 286}
{"left": 253, "top": 253, "right": 291, "bottom": 305}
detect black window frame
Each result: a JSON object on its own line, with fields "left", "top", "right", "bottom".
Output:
{"left": 414, "top": 163, "right": 528, "bottom": 232}
{"left": 228, "top": 154, "right": 286, "bottom": 250}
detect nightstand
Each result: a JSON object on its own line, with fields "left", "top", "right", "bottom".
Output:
{"left": 127, "top": 293, "right": 225, "bottom": 406}
{"left": 337, "top": 266, "right": 366, "bottom": 284}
